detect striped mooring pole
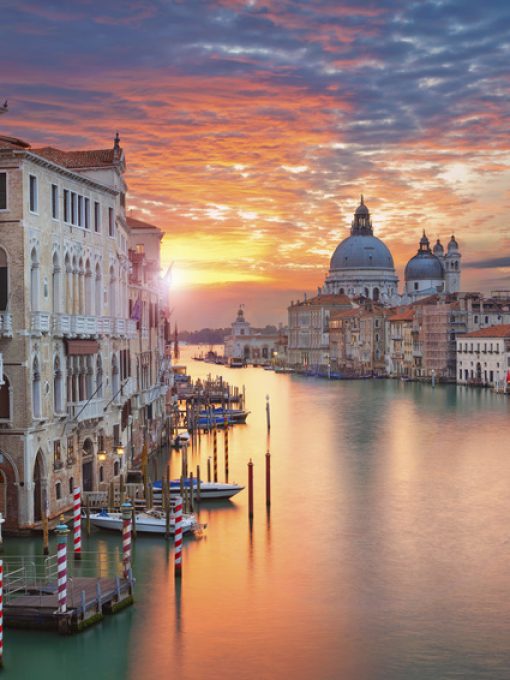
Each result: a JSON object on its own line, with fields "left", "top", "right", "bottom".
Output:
{"left": 174, "top": 495, "right": 183, "bottom": 578}
{"left": 55, "top": 519, "right": 70, "bottom": 614}
{"left": 248, "top": 459, "right": 254, "bottom": 519}
{"left": 213, "top": 427, "right": 218, "bottom": 482}
{"left": 0, "top": 559, "right": 3, "bottom": 669}
{"left": 121, "top": 502, "right": 132, "bottom": 579}
{"left": 224, "top": 424, "right": 229, "bottom": 482}
{"left": 73, "top": 486, "right": 81, "bottom": 560}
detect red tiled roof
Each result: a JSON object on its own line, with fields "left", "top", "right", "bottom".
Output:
{"left": 127, "top": 216, "right": 161, "bottom": 231}
{"left": 32, "top": 146, "right": 117, "bottom": 168}
{"left": 293, "top": 294, "right": 352, "bottom": 307}
{"left": 463, "top": 324, "right": 510, "bottom": 338}
{"left": 0, "top": 134, "right": 30, "bottom": 149}
{"left": 389, "top": 309, "right": 415, "bottom": 322}
{"left": 330, "top": 308, "right": 362, "bottom": 320}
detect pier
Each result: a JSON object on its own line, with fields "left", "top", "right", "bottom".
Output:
{"left": 2, "top": 553, "right": 134, "bottom": 635}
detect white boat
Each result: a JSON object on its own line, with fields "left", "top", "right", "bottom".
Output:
{"left": 153, "top": 479, "right": 244, "bottom": 501}
{"left": 87, "top": 509, "right": 204, "bottom": 535}
{"left": 172, "top": 431, "right": 191, "bottom": 447}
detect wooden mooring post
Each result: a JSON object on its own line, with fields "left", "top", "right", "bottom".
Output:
{"left": 248, "top": 459, "right": 254, "bottom": 519}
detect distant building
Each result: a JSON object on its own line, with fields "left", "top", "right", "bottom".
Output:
{"left": 405, "top": 233, "right": 461, "bottom": 299}
{"left": 456, "top": 325, "right": 510, "bottom": 387}
{"left": 223, "top": 307, "right": 283, "bottom": 365}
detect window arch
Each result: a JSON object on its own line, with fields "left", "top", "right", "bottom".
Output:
{"left": 30, "top": 247, "right": 40, "bottom": 311}
{"left": 52, "top": 252, "right": 61, "bottom": 314}
{"left": 53, "top": 355, "right": 63, "bottom": 413}
{"left": 109, "top": 265, "right": 116, "bottom": 317}
{"left": 0, "top": 247, "right": 8, "bottom": 312}
{"left": 32, "top": 356, "right": 41, "bottom": 418}
{"left": 85, "top": 259, "right": 93, "bottom": 315}
{"left": 95, "top": 262, "right": 102, "bottom": 316}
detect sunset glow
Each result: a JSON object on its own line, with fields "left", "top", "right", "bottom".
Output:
{"left": 2, "top": 0, "right": 510, "bottom": 328}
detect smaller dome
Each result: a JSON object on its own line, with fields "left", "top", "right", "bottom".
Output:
{"left": 433, "top": 239, "right": 444, "bottom": 255}
{"left": 419, "top": 231, "right": 430, "bottom": 248}
{"left": 405, "top": 253, "right": 444, "bottom": 281}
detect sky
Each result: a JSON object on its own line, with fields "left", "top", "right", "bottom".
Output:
{"left": 2, "top": 0, "right": 510, "bottom": 330}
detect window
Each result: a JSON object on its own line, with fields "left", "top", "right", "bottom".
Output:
{"left": 113, "top": 460, "right": 120, "bottom": 476}
{"left": 0, "top": 172, "right": 7, "bottom": 210}
{"left": 71, "top": 192, "right": 77, "bottom": 225}
{"left": 63, "top": 190, "right": 70, "bottom": 222}
{"left": 0, "top": 247, "right": 8, "bottom": 311}
{"left": 69, "top": 477, "right": 74, "bottom": 495}
{"left": 84, "top": 198, "right": 90, "bottom": 229}
{"left": 51, "top": 184, "right": 59, "bottom": 219}
{"left": 53, "top": 440, "right": 62, "bottom": 466}
{"left": 0, "top": 375, "right": 10, "bottom": 419}
{"left": 99, "top": 465, "right": 104, "bottom": 483}
{"left": 56, "top": 482, "right": 62, "bottom": 500}
{"left": 94, "top": 202, "right": 101, "bottom": 232}
{"left": 108, "top": 207, "right": 114, "bottom": 237}
{"left": 414, "top": 282, "right": 419, "bottom": 291}
{"left": 29, "top": 175, "right": 38, "bottom": 212}
{"left": 78, "top": 195, "right": 83, "bottom": 227}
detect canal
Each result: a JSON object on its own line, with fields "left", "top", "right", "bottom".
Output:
{"left": 4, "top": 348, "right": 510, "bottom": 679}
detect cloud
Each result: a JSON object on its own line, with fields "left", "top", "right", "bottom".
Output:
{"left": 464, "top": 257, "right": 510, "bottom": 269}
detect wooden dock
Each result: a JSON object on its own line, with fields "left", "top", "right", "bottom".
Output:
{"left": 3, "top": 557, "right": 134, "bottom": 635}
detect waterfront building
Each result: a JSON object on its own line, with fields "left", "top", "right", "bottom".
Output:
{"left": 385, "top": 308, "right": 415, "bottom": 377}
{"left": 0, "top": 133, "right": 168, "bottom": 532}
{"left": 223, "top": 306, "right": 283, "bottom": 365}
{"left": 456, "top": 325, "right": 510, "bottom": 387}
{"left": 287, "top": 293, "right": 353, "bottom": 368}
{"left": 329, "top": 303, "right": 389, "bottom": 376}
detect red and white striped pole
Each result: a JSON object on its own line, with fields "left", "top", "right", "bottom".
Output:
{"left": 121, "top": 502, "right": 132, "bottom": 580}
{"left": 0, "top": 559, "right": 4, "bottom": 669}
{"left": 174, "top": 495, "right": 183, "bottom": 578}
{"left": 55, "top": 519, "right": 70, "bottom": 614}
{"left": 73, "top": 486, "right": 81, "bottom": 560}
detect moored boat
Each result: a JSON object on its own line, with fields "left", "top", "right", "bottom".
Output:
{"left": 153, "top": 479, "right": 244, "bottom": 501}
{"left": 87, "top": 508, "right": 204, "bottom": 535}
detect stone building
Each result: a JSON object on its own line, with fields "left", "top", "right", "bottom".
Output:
{"left": 456, "top": 325, "right": 510, "bottom": 387}
{"left": 287, "top": 293, "right": 353, "bottom": 369}
{"left": 223, "top": 307, "right": 284, "bottom": 366}
{"left": 404, "top": 233, "right": 461, "bottom": 299}
{"left": 0, "top": 133, "right": 168, "bottom": 532}
{"left": 385, "top": 309, "right": 415, "bottom": 377}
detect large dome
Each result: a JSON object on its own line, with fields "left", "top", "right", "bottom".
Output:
{"left": 330, "top": 234, "right": 395, "bottom": 271}
{"left": 405, "top": 252, "right": 444, "bottom": 281}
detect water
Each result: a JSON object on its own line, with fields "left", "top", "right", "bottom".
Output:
{"left": 4, "top": 349, "right": 510, "bottom": 679}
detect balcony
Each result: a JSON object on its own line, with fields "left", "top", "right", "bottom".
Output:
{"left": 53, "top": 314, "right": 71, "bottom": 336}
{"left": 31, "top": 311, "right": 50, "bottom": 336}
{"left": 127, "top": 319, "right": 137, "bottom": 339}
{"left": 99, "top": 317, "right": 112, "bottom": 336}
{"left": 0, "top": 313, "right": 13, "bottom": 337}
{"left": 122, "top": 376, "right": 137, "bottom": 398}
{"left": 113, "top": 318, "right": 126, "bottom": 337}
{"left": 67, "top": 398, "right": 104, "bottom": 422}
{"left": 142, "top": 385, "right": 161, "bottom": 405}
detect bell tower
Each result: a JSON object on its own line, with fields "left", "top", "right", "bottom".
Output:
{"left": 444, "top": 235, "right": 461, "bottom": 293}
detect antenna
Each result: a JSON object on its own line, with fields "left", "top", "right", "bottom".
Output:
{"left": 0, "top": 100, "right": 8, "bottom": 115}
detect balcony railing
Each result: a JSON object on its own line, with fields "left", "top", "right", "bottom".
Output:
{"left": 53, "top": 314, "right": 71, "bottom": 336}
{"left": 114, "top": 318, "right": 126, "bottom": 337}
{"left": 67, "top": 399, "right": 104, "bottom": 422}
{"left": 31, "top": 311, "right": 51, "bottom": 335}
{"left": 142, "top": 385, "right": 161, "bottom": 405}
{"left": 0, "top": 313, "right": 12, "bottom": 337}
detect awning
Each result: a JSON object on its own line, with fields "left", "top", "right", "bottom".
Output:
{"left": 64, "top": 339, "right": 100, "bottom": 356}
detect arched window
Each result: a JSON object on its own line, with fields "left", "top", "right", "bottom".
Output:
{"left": 65, "top": 254, "right": 72, "bottom": 314}
{"left": 0, "top": 375, "right": 11, "bottom": 420}
{"left": 113, "top": 460, "right": 120, "bottom": 476}
{"left": 99, "top": 465, "right": 104, "bottom": 483}
{"left": 52, "top": 252, "right": 61, "bottom": 314}
{"left": 85, "top": 259, "right": 93, "bottom": 315}
{"left": 109, "top": 265, "right": 116, "bottom": 318}
{"left": 86, "top": 356, "right": 94, "bottom": 399}
{"left": 32, "top": 357, "right": 41, "bottom": 418}
{"left": 30, "top": 248, "right": 40, "bottom": 311}
{"left": 0, "top": 247, "right": 8, "bottom": 312}
{"left": 69, "top": 476, "right": 74, "bottom": 495}
{"left": 78, "top": 257, "right": 85, "bottom": 314}
{"left": 373, "top": 287, "right": 380, "bottom": 302}
{"left": 96, "top": 355, "right": 103, "bottom": 398}
{"left": 339, "top": 288, "right": 344, "bottom": 295}
{"left": 54, "top": 355, "right": 63, "bottom": 413}
{"left": 112, "top": 353, "right": 120, "bottom": 401}
{"left": 95, "top": 262, "right": 102, "bottom": 316}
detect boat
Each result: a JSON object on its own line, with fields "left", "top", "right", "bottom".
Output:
{"left": 196, "top": 412, "right": 249, "bottom": 429}
{"left": 172, "top": 431, "right": 191, "bottom": 447}
{"left": 229, "top": 357, "right": 245, "bottom": 368}
{"left": 198, "top": 407, "right": 250, "bottom": 424}
{"left": 153, "top": 479, "right": 244, "bottom": 501}
{"left": 87, "top": 508, "right": 205, "bottom": 535}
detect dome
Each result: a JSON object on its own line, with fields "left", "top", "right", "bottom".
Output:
{"left": 405, "top": 252, "right": 444, "bottom": 281}
{"left": 330, "top": 234, "right": 395, "bottom": 271}
{"left": 433, "top": 239, "right": 444, "bottom": 256}
{"left": 355, "top": 195, "right": 369, "bottom": 216}
{"left": 448, "top": 235, "right": 459, "bottom": 252}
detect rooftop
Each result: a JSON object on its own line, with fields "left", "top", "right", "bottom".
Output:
{"left": 463, "top": 325, "right": 510, "bottom": 338}
{"left": 127, "top": 215, "right": 162, "bottom": 232}
{"left": 32, "top": 146, "right": 118, "bottom": 168}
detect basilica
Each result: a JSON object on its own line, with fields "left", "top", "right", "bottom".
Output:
{"left": 322, "top": 196, "right": 461, "bottom": 303}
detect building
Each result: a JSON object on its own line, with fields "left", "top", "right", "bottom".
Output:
{"left": 385, "top": 308, "right": 415, "bottom": 377}
{"left": 323, "top": 196, "right": 398, "bottom": 303}
{"left": 0, "top": 133, "right": 168, "bottom": 532}
{"left": 287, "top": 293, "right": 353, "bottom": 368}
{"left": 405, "top": 233, "right": 461, "bottom": 299}
{"left": 223, "top": 307, "right": 283, "bottom": 365}
{"left": 456, "top": 325, "right": 510, "bottom": 387}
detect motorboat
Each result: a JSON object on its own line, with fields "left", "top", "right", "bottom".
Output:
{"left": 153, "top": 479, "right": 244, "bottom": 501}
{"left": 172, "top": 431, "right": 191, "bottom": 447}
{"left": 87, "top": 508, "right": 205, "bottom": 535}
{"left": 197, "top": 408, "right": 250, "bottom": 428}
